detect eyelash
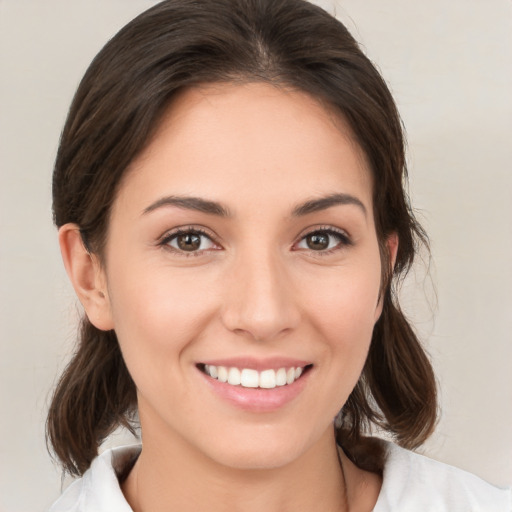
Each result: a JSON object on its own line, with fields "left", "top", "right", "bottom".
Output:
{"left": 159, "top": 227, "right": 220, "bottom": 257}
{"left": 158, "top": 225, "right": 352, "bottom": 257}
{"left": 293, "top": 226, "right": 352, "bottom": 256}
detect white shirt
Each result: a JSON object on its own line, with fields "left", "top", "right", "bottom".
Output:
{"left": 49, "top": 441, "right": 511, "bottom": 512}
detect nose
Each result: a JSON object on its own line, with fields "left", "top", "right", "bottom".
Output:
{"left": 220, "top": 248, "right": 300, "bottom": 342}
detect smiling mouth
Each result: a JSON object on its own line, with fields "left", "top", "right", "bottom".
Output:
{"left": 198, "top": 364, "right": 313, "bottom": 389}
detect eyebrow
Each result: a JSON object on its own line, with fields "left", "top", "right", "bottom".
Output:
{"left": 142, "top": 192, "right": 366, "bottom": 218}
{"left": 292, "top": 193, "right": 367, "bottom": 217}
{"left": 142, "top": 195, "right": 231, "bottom": 217}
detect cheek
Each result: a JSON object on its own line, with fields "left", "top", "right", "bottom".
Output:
{"left": 106, "top": 261, "right": 219, "bottom": 374}
{"left": 307, "top": 262, "right": 381, "bottom": 329}
{"left": 300, "top": 258, "right": 382, "bottom": 368}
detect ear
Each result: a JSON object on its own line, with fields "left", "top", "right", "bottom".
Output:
{"left": 58, "top": 224, "right": 114, "bottom": 331}
{"left": 374, "top": 232, "right": 399, "bottom": 321}
{"left": 386, "top": 232, "right": 399, "bottom": 271}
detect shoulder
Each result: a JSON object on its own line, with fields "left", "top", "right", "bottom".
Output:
{"left": 374, "top": 440, "right": 512, "bottom": 512}
{"left": 48, "top": 445, "right": 140, "bottom": 512}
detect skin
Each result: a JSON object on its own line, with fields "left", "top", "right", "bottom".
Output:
{"left": 60, "top": 82, "right": 397, "bottom": 512}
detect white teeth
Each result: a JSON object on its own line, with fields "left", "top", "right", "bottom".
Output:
{"left": 217, "top": 366, "right": 228, "bottom": 383}
{"left": 240, "top": 369, "right": 259, "bottom": 388}
{"left": 228, "top": 367, "right": 241, "bottom": 385}
{"left": 276, "top": 368, "right": 287, "bottom": 386}
{"left": 203, "top": 364, "right": 307, "bottom": 388}
{"left": 259, "top": 369, "right": 276, "bottom": 389}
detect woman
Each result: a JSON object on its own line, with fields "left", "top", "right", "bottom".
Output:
{"left": 47, "top": 0, "right": 511, "bottom": 510}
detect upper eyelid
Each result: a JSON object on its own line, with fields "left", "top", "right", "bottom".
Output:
{"left": 158, "top": 228, "right": 222, "bottom": 258}
{"left": 157, "top": 224, "right": 351, "bottom": 249}
{"left": 159, "top": 225, "right": 218, "bottom": 243}
{"left": 292, "top": 226, "right": 353, "bottom": 253}
{"left": 296, "top": 225, "right": 351, "bottom": 241}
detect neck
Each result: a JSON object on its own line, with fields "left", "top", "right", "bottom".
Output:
{"left": 123, "top": 427, "right": 348, "bottom": 512}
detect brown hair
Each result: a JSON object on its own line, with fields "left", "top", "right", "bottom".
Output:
{"left": 48, "top": 0, "right": 437, "bottom": 476}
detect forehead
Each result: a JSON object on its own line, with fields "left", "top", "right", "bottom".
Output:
{"left": 118, "top": 82, "right": 373, "bottom": 218}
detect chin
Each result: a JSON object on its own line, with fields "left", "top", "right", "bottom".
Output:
{"left": 198, "top": 424, "right": 323, "bottom": 471}
{"left": 211, "top": 444, "right": 304, "bottom": 471}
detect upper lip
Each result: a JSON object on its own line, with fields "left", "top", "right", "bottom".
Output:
{"left": 198, "top": 357, "right": 312, "bottom": 371}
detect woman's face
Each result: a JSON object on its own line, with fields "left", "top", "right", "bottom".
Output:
{"left": 99, "top": 83, "right": 387, "bottom": 469}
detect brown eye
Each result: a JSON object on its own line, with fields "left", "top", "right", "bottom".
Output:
{"left": 164, "top": 230, "right": 216, "bottom": 253}
{"left": 176, "top": 233, "right": 201, "bottom": 251}
{"left": 296, "top": 229, "right": 351, "bottom": 252}
{"left": 306, "top": 232, "right": 330, "bottom": 250}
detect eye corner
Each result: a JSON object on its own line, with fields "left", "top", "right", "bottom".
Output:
{"left": 158, "top": 225, "right": 223, "bottom": 256}
{"left": 293, "top": 226, "right": 353, "bottom": 254}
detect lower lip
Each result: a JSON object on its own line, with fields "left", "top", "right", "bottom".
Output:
{"left": 199, "top": 368, "right": 311, "bottom": 412}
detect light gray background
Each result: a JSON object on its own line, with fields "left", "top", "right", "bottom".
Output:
{"left": 1, "top": 1, "right": 511, "bottom": 510}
